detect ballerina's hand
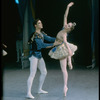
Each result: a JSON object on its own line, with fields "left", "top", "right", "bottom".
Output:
{"left": 68, "top": 2, "right": 74, "bottom": 7}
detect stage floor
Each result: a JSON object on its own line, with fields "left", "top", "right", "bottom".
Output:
{"left": 2, "top": 62, "right": 99, "bottom": 100}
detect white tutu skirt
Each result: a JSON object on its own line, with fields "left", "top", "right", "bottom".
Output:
{"left": 48, "top": 42, "right": 77, "bottom": 60}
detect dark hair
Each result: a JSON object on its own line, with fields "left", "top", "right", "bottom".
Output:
{"left": 70, "top": 26, "right": 75, "bottom": 31}
{"left": 33, "top": 18, "right": 40, "bottom": 27}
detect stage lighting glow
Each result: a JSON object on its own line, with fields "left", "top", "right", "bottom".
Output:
{"left": 15, "top": 0, "right": 19, "bottom": 4}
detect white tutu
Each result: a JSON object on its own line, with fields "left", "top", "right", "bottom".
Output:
{"left": 48, "top": 42, "right": 77, "bottom": 59}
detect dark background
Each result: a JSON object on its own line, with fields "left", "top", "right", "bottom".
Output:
{"left": 1, "top": 0, "right": 99, "bottom": 67}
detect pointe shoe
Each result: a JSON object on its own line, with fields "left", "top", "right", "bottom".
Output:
{"left": 64, "top": 87, "right": 68, "bottom": 97}
{"left": 68, "top": 62, "right": 73, "bottom": 70}
{"left": 38, "top": 89, "right": 48, "bottom": 94}
{"left": 26, "top": 94, "right": 34, "bottom": 99}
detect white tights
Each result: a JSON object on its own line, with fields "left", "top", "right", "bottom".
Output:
{"left": 60, "top": 56, "right": 72, "bottom": 96}
{"left": 60, "top": 58, "right": 68, "bottom": 88}
{"left": 27, "top": 56, "right": 47, "bottom": 95}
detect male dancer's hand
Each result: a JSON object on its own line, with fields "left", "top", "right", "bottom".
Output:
{"left": 53, "top": 41, "right": 61, "bottom": 46}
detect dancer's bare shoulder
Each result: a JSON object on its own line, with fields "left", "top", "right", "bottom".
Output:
{"left": 57, "top": 30, "right": 66, "bottom": 39}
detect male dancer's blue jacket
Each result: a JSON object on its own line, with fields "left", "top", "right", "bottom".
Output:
{"left": 28, "top": 32, "right": 55, "bottom": 59}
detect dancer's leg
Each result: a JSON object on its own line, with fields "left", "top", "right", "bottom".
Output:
{"left": 26, "top": 56, "right": 38, "bottom": 99}
{"left": 37, "top": 58, "right": 48, "bottom": 93}
{"left": 68, "top": 56, "right": 73, "bottom": 70}
{"left": 60, "top": 58, "right": 68, "bottom": 96}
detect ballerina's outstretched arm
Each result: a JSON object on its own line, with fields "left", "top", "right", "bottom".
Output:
{"left": 63, "top": 2, "right": 74, "bottom": 28}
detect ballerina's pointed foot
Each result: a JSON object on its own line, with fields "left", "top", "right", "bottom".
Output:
{"left": 26, "top": 94, "right": 34, "bottom": 99}
{"left": 38, "top": 89, "right": 48, "bottom": 94}
{"left": 64, "top": 87, "right": 68, "bottom": 97}
{"left": 68, "top": 62, "right": 73, "bottom": 70}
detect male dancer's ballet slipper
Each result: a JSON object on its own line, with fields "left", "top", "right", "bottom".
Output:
{"left": 26, "top": 94, "right": 34, "bottom": 99}
{"left": 38, "top": 89, "right": 48, "bottom": 94}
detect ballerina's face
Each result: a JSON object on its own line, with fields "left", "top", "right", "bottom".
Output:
{"left": 64, "top": 22, "right": 76, "bottom": 32}
{"left": 67, "top": 22, "right": 73, "bottom": 28}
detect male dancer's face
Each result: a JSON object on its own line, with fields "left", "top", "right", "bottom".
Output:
{"left": 35, "top": 20, "right": 43, "bottom": 29}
